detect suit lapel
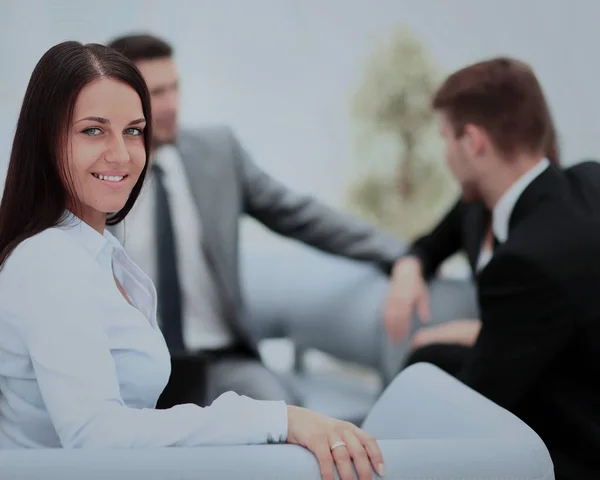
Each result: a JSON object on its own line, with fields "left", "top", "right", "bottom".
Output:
{"left": 175, "top": 133, "right": 238, "bottom": 313}
{"left": 464, "top": 201, "right": 489, "bottom": 273}
{"left": 176, "top": 133, "right": 217, "bottom": 246}
{"left": 508, "top": 166, "right": 563, "bottom": 236}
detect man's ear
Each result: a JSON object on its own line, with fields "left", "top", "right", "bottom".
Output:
{"left": 462, "top": 124, "right": 487, "bottom": 157}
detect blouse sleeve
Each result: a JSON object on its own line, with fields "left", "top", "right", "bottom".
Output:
{"left": 2, "top": 232, "right": 287, "bottom": 448}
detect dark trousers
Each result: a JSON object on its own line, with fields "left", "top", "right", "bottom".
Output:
{"left": 404, "top": 343, "right": 472, "bottom": 377}
{"left": 156, "top": 344, "right": 299, "bottom": 409}
{"left": 156, "top": 346, "right": 247, "bottom": 409}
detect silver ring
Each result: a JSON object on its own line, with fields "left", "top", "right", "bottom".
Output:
{"left": 331, "top": 441, "right": 347, "bottom": 451}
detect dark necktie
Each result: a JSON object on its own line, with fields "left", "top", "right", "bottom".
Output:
{"left": 153, "top": 164, "right": 185, "bottom": 353}
{"left": 488, "top": 213, "right": 500, "bottom": 251}
{"left": 493, "top": 234, "right": 500, "bottom": 251}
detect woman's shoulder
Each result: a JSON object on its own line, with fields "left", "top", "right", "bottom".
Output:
{"left": 1, "top": 226, "right": 91, "bottom": 281}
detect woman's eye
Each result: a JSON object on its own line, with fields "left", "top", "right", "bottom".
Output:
{"left": 82, "top": 127, "right": 102, "bottom": 136}
{"left": 125, "top": 127, "right": 143, "bottom": 136}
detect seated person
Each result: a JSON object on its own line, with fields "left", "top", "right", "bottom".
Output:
{"left": 404, "top": 160, "right": 600, "bottom": 376}
{"left": 383, "top": 124, "right": 560, "bottom": 350}
{"left": 405, "top": 157, "right": 600, "bottom": 361}
{"left": 0, "top": 40, "right": 385, "bottom": 480}
{"left": 386, "top": 56, "right": 600, "bottom": 480}
{"left": 106, "top": 33, "right": 407, "bottom": 408}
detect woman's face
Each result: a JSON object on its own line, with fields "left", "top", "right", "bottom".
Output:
{"left": 66, "top": 77, "right": 147, "bottom": 231}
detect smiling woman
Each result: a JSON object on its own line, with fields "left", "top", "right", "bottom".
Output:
{"left": 0, "top": 40, "right": 385, "bottom": 480}
{"left": 0, "top": 41, "right": 152, "bottom": 260}
{"left": 66, "top": 78, "right": 148, "bottom": 232}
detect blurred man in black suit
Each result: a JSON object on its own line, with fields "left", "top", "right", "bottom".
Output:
{"left": 382, "top": 123, "right": 560, "bottom": 353}
{"left": 386, "top": 57, "right": 600, "bottom": 479}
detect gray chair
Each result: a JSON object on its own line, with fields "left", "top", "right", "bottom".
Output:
{"left": 0, "top": 364, "right": 554, "bottom": 479}
{"left": 240, "top": 238, "right": 479, "bottom": 423}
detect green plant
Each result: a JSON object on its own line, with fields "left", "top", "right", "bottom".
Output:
{"left": 345, "top": 26, "right": 457, "bottom": 240}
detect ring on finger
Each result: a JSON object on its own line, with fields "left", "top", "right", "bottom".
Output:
{"left": 330, "top": 441, "right": 347, "bottom": 451}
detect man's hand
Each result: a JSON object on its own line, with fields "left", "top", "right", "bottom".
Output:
{"left": 411, "top": 319, "right": 482, "bottom": 350}
{"left": 383, "top": 256, "right": 430, "bottom": 343}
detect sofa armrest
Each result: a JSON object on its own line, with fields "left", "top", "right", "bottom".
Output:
{"left": 362, "top": 363, "right": 555, "bottom": 480}
{"left": 0, "top": 364, "right": 554, "bottom": 480}
{"left": 241, "top": 240, "right": 388, "bottom": 369}
{"left": 0, "top": 438, "right": 553, "bottom": 480}
{"left": 0, "top": 442, "right": 401, "bottom": 480}
{"left": 242, "top": 240, "right": 480, "bottom": 379}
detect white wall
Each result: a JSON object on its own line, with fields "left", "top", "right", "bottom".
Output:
{"left": 1, "top": 0, "right": 596, "bottom": 374}
{"left": 0, "top": 0, "right": 597, "bottom": 243}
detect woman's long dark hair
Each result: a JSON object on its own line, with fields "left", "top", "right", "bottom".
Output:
{"left": 0, "top": 41, "right": 152, "bottom": 266}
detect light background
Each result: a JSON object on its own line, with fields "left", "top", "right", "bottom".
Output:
{"left": 0, "top": 0, "right": 595, "bottom": 372}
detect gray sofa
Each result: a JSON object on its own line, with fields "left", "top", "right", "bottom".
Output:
{"left": 241, "top": 239, "right": 480, "bottom": 423}
{"left": 2, "top": 238, "right": 554, "bottom": 478}
{"left": 0, "top": 364, "right": 554, "bottom": 479}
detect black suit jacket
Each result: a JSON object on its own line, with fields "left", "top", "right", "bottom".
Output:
{"left": 409, "top": 160, "right": 600, "bottom": 281}
{"left": 465, "top": 163, "right": 600, "bottom": 479}
{"left": 409, "top": 161, "right": 600, "bottom": 479}
{"left": 408, "top": 197, "right": 489, "bottom": 280}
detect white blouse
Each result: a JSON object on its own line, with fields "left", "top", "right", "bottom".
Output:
{"left": 0, "top": 213, "right": 287, "bottom": 449}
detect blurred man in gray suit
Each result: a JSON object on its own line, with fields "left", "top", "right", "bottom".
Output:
{"left": 108, "top": 34, "right": 406, "bottom": 407}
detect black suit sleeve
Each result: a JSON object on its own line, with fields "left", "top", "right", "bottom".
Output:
{"left": 408, "top": 199, "right": 464, "bottom": 280}
{"left": 457, "top": 253, "right": 575, "bottom": 411}
{"left": 228, "top": 130, "right": 406, "bottom": 273}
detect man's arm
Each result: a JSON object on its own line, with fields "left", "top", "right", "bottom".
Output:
{"left": 406, "top": 199, "right": 465, "bottom": 280}
{"left": 381, "top": 199, "right": 468, "bottom": 341}
{"left": 457, "top": 253, "right": 575, "bottom": 411}
{"left": 229, "top": 130, "right": 405, "bottom": 273}
{"left": 410, "top": 319, "right": 482, "bottom": 349}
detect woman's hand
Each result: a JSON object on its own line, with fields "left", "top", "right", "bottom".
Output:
{"left": 286, "top": 405, "right": 385, "bottom": 480}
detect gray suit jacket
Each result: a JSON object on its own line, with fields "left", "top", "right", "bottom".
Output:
{"left": 146, "top": 125, "right": 406, "bottom": 350}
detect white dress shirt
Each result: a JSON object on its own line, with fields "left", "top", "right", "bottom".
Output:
{"left": 0, "top": 213, "right": 287, "bottom": 449}
{"left": 119, "top": 145, "right": 233, "bottom": 350}
{"left": 475, "top": 158, "right": 550, "bottom": 272}
{"left": 475, "top": 239, "right": 494, "bottom": 273}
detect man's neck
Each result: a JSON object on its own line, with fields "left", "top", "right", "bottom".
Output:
{"left": 479, "top": 153, "right": 545, "bottom": 210}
